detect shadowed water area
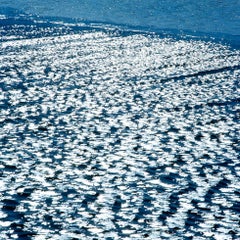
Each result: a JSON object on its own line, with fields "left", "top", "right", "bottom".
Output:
{"left": 0, "top": 4, "right": 240, "bottom": 240}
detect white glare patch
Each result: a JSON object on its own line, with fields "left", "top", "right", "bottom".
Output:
{"left": 0, "top": 21, "right": 239, "bottom": 240}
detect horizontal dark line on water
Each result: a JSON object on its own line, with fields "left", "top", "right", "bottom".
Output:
{"left": 160, "top": 64, "right": 240, "bottom": 83}
{"left": 127, "top": 64, "right": 240, "bottom": 86}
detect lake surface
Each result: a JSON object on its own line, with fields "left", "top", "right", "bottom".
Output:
{"left": 0, "top": 1, "right": 240, "bottom": 239}
{"left": 1, "top": 0, "right": 240, "bottom": 36}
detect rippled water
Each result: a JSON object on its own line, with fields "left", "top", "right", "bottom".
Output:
{"left": 0, "top": 6, "right": 240, "bottom": 240}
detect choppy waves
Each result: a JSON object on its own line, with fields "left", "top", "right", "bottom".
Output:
{"left": 0, "top": 16, "right": 240, "bottom": 239}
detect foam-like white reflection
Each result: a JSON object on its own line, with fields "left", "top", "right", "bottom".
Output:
{"left": 0, "top": 22, "right": 240, "bottom": 239}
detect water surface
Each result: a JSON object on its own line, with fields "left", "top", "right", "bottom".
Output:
{"left": 0, "top": 2, "right": 240, "bottom": 239}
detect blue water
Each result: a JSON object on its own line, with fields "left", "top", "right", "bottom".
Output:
{"left": 1, "top": 0, "right": 240, "bottom": 47}
{"left": 0, "top": 1, "right": 240, "bottom": 240}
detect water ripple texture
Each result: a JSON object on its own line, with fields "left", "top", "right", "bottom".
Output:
{"left": 0, "top": 17, "right": 240, "bottom": 240}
